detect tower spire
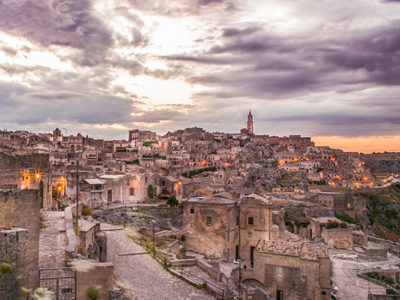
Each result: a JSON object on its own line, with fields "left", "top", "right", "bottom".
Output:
{"left": 247, "top": 110, "right": 254, "bottom": 134}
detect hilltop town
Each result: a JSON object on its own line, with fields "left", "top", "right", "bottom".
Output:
{"left": 1, "top": 112, "right": 400, "bottom": 300}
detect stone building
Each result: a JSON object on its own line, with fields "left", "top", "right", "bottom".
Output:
{"left": 128, "top": 129, "right": 157, "bottom": 143}
{"left": 242, "top": 235, "right": 331, "bottom": 300}
{"left": 182, "top": 193, "right": 276, "bottom": 263}
{"left": 183, "top": 192, "right": 238, "bottom": 261}
{"left": 239, "top": 194, "right": 278, "bottom": 268}
{"left": 81, "top": 174, "right": 135, "bottom": 207}
{"left": 317, "top": 191, "right": 354, "bottom": 214}
{"left": 0, "top": 152, "right": 51, "bottom": 209}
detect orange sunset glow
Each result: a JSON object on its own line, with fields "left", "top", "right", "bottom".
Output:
{"left": 313, "top": 136, "right": 400, "bottom": 153}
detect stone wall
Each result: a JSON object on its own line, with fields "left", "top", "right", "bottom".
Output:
{"left": 322, "top": 228, "right": 353, "bottom": 249}
{"left": 0, "top": 228, "right": 28, "bottom": 300}
{"left": 242, "top": 250, "right": 331, "bottom": 300}
{"left": 76, "top": 262, "right": 114, "bottom": 300}
{"left": 0, "top": 189, "right": 40, "bottom": 287}
{"left": 183, "top": 202, "right": 237, "bottom": 261}
{"left": 65, "top": 206, "right": 78, "bottom": 258}
{"left": 353, "top": 230, "right": 368, "bottom": 246}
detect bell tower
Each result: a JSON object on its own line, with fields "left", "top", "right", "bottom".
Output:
{"left": 247, "top": 110, "right": 254, "bottom": 134}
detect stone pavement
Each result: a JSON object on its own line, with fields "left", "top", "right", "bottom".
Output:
{"left": 39, "top": 211, "right": 67, "bottom": 268}
{"left": 331, "top": 252, "right": 400, "bottom": 300}
{"left": 105, "top": 228, "right": 215, "bottom": 300}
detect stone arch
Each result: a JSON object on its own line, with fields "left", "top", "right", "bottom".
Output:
{"left": 242, "top": 278, "right": 264, "bottom": 288}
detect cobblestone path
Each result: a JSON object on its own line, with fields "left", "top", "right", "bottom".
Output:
{"left": 39, "top": 211, "right": 66, "bottom": 268}
{"left": 105, "top": 229, "right": 214, "bottom": 300}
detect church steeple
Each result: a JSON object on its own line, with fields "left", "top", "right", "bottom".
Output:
{"left": 247, "top": 110, "right": 254, "bottom": 134}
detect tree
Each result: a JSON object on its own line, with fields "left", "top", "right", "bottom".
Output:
{"left": 167, "top": 195, "right": 179, "bottom": 207}
{"left": 147, "top": 185, "right": 155, "bottom": 199}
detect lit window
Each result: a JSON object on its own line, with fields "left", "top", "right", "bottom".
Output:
{"left": 206, "top": 216, "right": 212, "bottom": 225}
{"left": 347, "top": 203, "right": 351, "bottom": 209}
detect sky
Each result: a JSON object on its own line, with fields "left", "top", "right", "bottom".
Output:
{"left": 0, "top": 0, "right": 399, "bottom": 152}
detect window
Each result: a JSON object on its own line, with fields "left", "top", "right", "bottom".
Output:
{"left": 248, "top": 217, "right": 254, "bottom": 225}
{"left": 347, "top": 203, "right": 351, "bottom": 209}
{"left": 190, "top": 208, "right": 194, "bottom": 214}
{"left": 206, "top": 216, "right": 212, "bottom": 225}
{"left": 248, "top": 232, "right": 252, "bottom": 239}
{"left": 145, "top": 177, "right": 148, "bottom": 183}
{"left": 276, "top": 266, "right": 283, "bottom": 277}
{"left": 130, "top": 187, "right": 135, "bottom": 196}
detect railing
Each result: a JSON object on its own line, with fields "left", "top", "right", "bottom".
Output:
{"left": 173, "top": 267, "right": 227, "bottom": 299}
{"left": 39, "top": 267, "right": 76, "bottom": 300}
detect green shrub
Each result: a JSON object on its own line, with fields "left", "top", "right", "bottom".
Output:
{"left": 182, "top": 167, "right": 217, "bottom": 178}
{"left": 384, "top": 277, "right": 394, "bottom": 285}
{"left": 82, "top": 205, "right": 93, "bottom": 216}
{"left": 334, "top": 213, "right": 358, "bottom": 224}
{"left": 86, "top": 284, "right": 101, "bottom": 300}
{"left": 0, "top": 222, "right": 13, "bottom": 231}
{"left": 147, "top": 185, "right": 155, "bottom": 199}
{"left": 1, "top": 262, "right": 12, "bottom": 275}
{"left": 167, "top": 195, "right": 179, "bottom": 207}
{"left": 77, "top": 245, "right": 86, "bottom": 255}
{"left": 327, "top": 221, "right": 340, "bottom": 229}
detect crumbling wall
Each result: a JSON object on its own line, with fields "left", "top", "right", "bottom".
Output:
{"left": 322, "top": 228, "right": 353, "bottom": 249}
{"left": 0, "top": 189, "right": 40, "bottom": 287}
{"left": 0, "top": 228, "right": 29, "bottom": 299}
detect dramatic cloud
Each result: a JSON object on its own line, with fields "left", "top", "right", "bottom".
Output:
{"left": 0, "top": 0, "right": 399, "bottom": 146}
{"left": 0, "top": 0, "right": 113, "bottom": 66}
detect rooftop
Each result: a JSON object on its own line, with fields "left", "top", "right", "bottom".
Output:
{"left": 257, "top": 235, "right": 328, "bottom": 261}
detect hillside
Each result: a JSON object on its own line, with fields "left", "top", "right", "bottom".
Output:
{"left": 355, "top": 184, "right": 400, "bottom": 241}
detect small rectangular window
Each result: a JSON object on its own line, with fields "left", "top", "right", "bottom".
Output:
{"left": 190, "top": 208, "right": 194, "bottom": 214}
{"left": 276, "top": 266, "right": 283, "bottom": 277}
{"left": 236, "top": 216, "right": 239, "bottom": 225}
{"left": 130, "top": 187, "right": 135, "bottom": 196}
{"left": 206, "top": 216, "right": 212, "bottom": 225}
{"left": 248, "top": 217, "right": 254, "bottom": 225}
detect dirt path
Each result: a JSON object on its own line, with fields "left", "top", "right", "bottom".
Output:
{"left": 105, "top": 229, "right": 214, "bottom": 300}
